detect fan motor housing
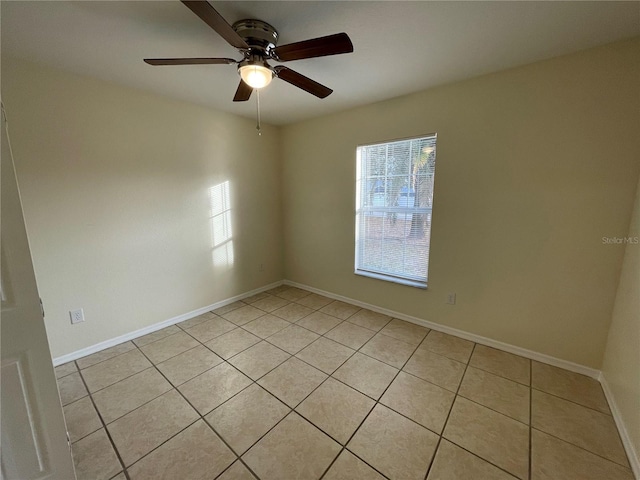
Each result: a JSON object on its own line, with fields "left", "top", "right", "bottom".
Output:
{"left": 232, "top": 19, "right": 279, "bottom": 56}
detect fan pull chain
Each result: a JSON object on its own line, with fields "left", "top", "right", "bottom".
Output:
{"left": 256, "top": 89, "right": 262, "bottom": 136}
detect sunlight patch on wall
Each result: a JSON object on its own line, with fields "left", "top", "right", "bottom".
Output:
{"left": 209, "top": 181, "right": 234, "bottom": 267}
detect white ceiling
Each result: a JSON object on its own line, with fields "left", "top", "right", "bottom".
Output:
{"left": 2, "top": 1, "right": 639, "bottom": 125}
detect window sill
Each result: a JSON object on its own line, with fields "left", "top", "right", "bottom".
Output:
{"left": 355, "top": 270, "right": 427, "bottom": 289}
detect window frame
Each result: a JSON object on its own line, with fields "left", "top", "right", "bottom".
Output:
{"left": 354, "top": 133, "right": 437, "bottom": 289}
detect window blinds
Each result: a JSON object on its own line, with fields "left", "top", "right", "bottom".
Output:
{"left": 355, "top": 135, "right": 436, "bottom": 287}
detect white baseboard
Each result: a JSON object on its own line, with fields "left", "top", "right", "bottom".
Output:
{"left": 52, "top": 280, "right": 283, "bottom": 366}
{"left": 599, "top": 373, "right": 640, "bottom": 479}
{"left": 284, "top": 279, "right": 601, "bottom": 379}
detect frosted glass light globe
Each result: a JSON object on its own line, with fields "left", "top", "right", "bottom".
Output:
{"left": 239, "top": 64, "right": 273, "bottom": 89}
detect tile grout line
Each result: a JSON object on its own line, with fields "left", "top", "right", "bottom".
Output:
{"left": 73, "top": 346, "right": 137, "bottom": 372}
{"left": 105, "top": 344, "right": 205, "bottom": 477}
{"left": 424, "top": 354, "right": 543, "bottom": 480}
{"left": 437, "top": 443, "right": 521, "bottom": 480}
{"left": 87, "top": 338, "right": 227, "bottom": 475}
{"left": 185, "top": 324, "right": 263, "bottom": 362}
{"left": 207, "top": 382, "right": 294, "bottom": 479}
{"left": 134, "top": 301, "right": 354, "bottom": 479}
{"left": 64, "top": 366, "right": 171, "bottom": 437}
{"left": 125, "top": 417, "right": 202, "bottom": 475}
{"left": 59, "top": 397, "right": 102, "bottom": 446}
{"left": 226, "top": 342, "right": 292, "bottom": 382}
{"left": 419, "top": 341, "right": 531, "bottom": 480}
{"left": 131, "top": 344, "right": 261, "bottom": 479}
{"left": 293, "top": 341, "right": 356, "bottom": 376}
{"left": 177, "top": 319, "right": 300, "bottom": 397}
{"left": 461, "top": 355, "right": 614, "bottom": 416}
{"left": 317, "top": 318, "right": 421, "bottom": 480}
{"left": 202, "top": 289, "right": 330, "bottom": 478}
{"left": 215, "top": 304, "right": 360, "bottom": 385}
{"left": 225, "top": 315, "right": 371, "bottom": 477}
{"left": 529, "top": 427, "right": 634, "bottom": 470}
{"left": 203, "top": 336, "right": 262, "bottom": 363}
{"left": 214, "top": 295, "right": 376, "bottom": 360}
{"left": 211, "top": 305, "right": 393, "bottom": 479}
{"left": 72, "top": 322, "right": 188, "bottom": 373}
{"left": 423, "top": 342, "right": 477, "bottom": 480}
{"left": 190, "top": 298, "right": 413, "bottom": 374}
{"left": 460, "top": 356, "right": 613, "bottom": 416}
{"left": 54, "top": 369, "right": 80, "bottom": 381}
{"left": 74, "top": 360, "right": 132, "bottom": 480}
{"left": 425, "top": 355, "right": 527, "bottom": 479}
{"left": 260, "top": 310, "right": 379, "bottom": 356}
{"left": 80, "top": 363, "right": 154, "bottom": 396}
{"left": 437, "top": 390, "right": 529, "bottom": 427}
{"left": 463, "top": 363, "right": 531, "bottom": 388}
{"left": 529, "top": 387, "right": 614, "bottom": 416}
{"left": 291, "top": 318, "right": 473, "bottom": 407}
{"left": 79, "top": 330, "right": 234, "bottom": 425}
{"left": 319, "top": 318, "right": 431, "bottom": 480}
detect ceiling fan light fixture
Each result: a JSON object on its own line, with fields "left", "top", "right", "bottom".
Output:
{"left": 146, "top": 2, "right": 354, "bottom": 101}
{"left": 239, "top": 63, "right": 273, "bottom": 89}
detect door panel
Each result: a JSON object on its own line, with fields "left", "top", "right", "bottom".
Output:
{"left": 1, "top": 104, "right": 76, "bottom": 479}
{"left": 1, "top": 356, "right": 48, "bottom": 478}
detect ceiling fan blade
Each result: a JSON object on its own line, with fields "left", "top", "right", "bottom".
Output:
{"left": 144, "top": 58, "right": 236, "bottom": 66}
{"left": 181, "top": 1, "right": 249, "bottom": 50}
{"left": 274, "top": 66, "right": 332, "bottom": 99}
{"left": 272, "top": 33, "right": 353, "bottom": 62}
{"left": 233, "top": 79, "right": 253, "bottom": 102}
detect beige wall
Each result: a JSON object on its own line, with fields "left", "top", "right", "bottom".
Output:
{"left": 282, "top": 38, "right": 640, "bottom": 368}
{"left": 3, "top": 38, "right": 639, "bottom": 368}
{"left": 2, "top": 57, "right": 283, "bottom": 358}
{"left": 602, "top": 173, "right": 640, "bottom": 464}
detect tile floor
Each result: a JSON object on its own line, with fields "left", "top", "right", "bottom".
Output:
{"left": 55, "top": 286, "right": 634, "bottom": 480}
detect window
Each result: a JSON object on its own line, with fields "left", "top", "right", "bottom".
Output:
{"left": 355, "top": 134, "right": 437, "bottom": 288}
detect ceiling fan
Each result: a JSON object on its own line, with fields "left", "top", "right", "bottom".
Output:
{"left": 144, "top": 1, "right": 354, "bottom": 102}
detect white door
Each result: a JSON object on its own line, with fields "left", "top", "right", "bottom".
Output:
{"left": 1, "top": 105, "right": 76, "bottom": 479}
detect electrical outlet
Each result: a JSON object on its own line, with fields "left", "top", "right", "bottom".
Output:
{"left": 259, "top": 263, "right": 264, "bottom": 272}
{"left": 446, "top": 293, "right": 456, "bottom": 305}
{"left": 69, "top": 308, "right": 85, "bottom": 324}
